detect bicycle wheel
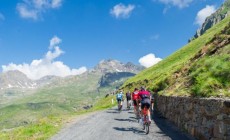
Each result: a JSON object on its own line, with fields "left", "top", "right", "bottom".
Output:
{"left": 145, "top": 123, "right": 149, "bottom": 134}
{"left": 142, "top": 123, "right": 145, "bottom": 130}
{"left": 120, "top": 105, "right": 123, "bottom": 112}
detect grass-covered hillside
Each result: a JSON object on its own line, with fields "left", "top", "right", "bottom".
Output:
{"left": 122, "top": 17, "right": 230, "bottom": 97}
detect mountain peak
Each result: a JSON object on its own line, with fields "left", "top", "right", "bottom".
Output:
{"left": 1, "top": 70, "right": 29, "bottom": 79}
{"left": 0, "top": 70, "right": 37, "bottom": 90}
{"left": 94, "top": 59, "right": 143, "bottom": 73}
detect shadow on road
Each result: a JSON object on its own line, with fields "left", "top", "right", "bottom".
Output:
{"left": 152, "top": 111, "right": 195, "bottom": 140}
{"left": 114, "top": 118, "right": 136, "bottom": 122}
{"left": 129, "top": 116, "right": 137, "bottom": 120}
{"left": 113, "top": 127, "right": 145, "bottom": 135}
{"left": 106, "top": 111, "right": 119, "bottom": 114}
{"left": 106, "top": 108, "right": 120, "bottom": 114}
{"left": 127, "top": 111, "right": 134, "bottom": 114}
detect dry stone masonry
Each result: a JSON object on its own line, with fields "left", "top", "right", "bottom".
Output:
{"left": 156, "top": 95, "right": 230, "bottom": 140}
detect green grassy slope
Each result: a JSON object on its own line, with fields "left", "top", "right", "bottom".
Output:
{"left": 0, "top": 72, "right": 117, "bottom": 139}
{"left": 122, "top": 17, "right": 230, "bottom": 97}
{"left": 0, "top": 95, "right": 116, "bottom": 140}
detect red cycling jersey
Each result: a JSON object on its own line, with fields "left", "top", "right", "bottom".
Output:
{"left": 138, "top": 90, "right": 150, "bottom": 100}
{"left": 132, "top": 90, "right": 139, "bottom": 100}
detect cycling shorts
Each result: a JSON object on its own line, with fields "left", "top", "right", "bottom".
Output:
{"left": 117, "top": 99, "right": 122, "bottom": 102}
{"left": 133, "top": 100, "right": 140, "bottom": 106}
{"left": 141, "top": 99, "right": 151, "bottom": 109}
{"left": 126, "top": 96, "right": 131, "bottom": 101}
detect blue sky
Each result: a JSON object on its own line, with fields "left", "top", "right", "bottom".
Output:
{"left": 0, "top": 0, "right": 224, "bottom": 79}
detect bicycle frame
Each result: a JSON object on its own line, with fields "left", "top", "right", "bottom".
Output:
{"left": 135, "top": 99, "right": 140, "bottom": 119}
{"left": 142, "top": 106, "right": 150, "bottom": 134}
{"left": 142, "top": 107, "right": 150, "bottom": 123}
{"left": 118, "top": 100, "right": 122, "bottom": 111}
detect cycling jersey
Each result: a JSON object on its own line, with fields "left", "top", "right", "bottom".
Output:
{"left": 132, "top": 91, "right": 139, "bottom": 100}
{"left": 116, "top": 93, "right": 123, "bottom": 100}
{"left": 138, "top": 90, "right": 151, "bottom": 109}
{"left": 138, "top": 90, "right": 150, "bottom": 100}
{"left": 126, "top": 92, "right": 131, "bottom": 100}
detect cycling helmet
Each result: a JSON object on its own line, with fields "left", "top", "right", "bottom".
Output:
{"left": 140, "top": 86, "right": 145, "bottom": 91}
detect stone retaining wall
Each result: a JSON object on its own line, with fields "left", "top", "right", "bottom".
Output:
{"left": 155, "top": 95, "right": 230, "bottom": 140}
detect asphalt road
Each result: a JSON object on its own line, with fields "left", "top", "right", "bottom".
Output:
{"left": 51, "top": 103, "right": 194, "bottom": 140}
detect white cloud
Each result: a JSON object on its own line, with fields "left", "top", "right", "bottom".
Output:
{"left": 195, "top": 5, "right": 216, "bottom": 26}
{"left": 139, "top": 53, "right": 162, "bottom": 68}
{"left": 17, "top": 3, "right": 38, "bottom": 20}
{"left": 110, "top": 3, "right": 135, "bottom": 19}
{"left": 158, "top": 0, "right": 193, "bottom": 8}
{"left": 0, "top": 12, "right": 5, "bottom": 21}
{"left": 17, "top": 0, "right": 63, "bottom": 20}
{"left": 2, "top": 36, "right": 87, "bottom": 80}
{"left": 51, "top": 0, "right": 63, "bottom": 8}
{"left": 49, "top": 36, "right": 62, "bottom": 49}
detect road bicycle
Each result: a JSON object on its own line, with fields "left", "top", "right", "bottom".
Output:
{"left": 117, "top": 99, "right": 123, "bottom": 112}
{"left": 135, "top": 100, "right": 141, "bottom": 119}
{"left": 127, "top": 100, "right": 132, "bottom": 110}
{"left": 141, "top": 106, "right": 151, "bottom": 134}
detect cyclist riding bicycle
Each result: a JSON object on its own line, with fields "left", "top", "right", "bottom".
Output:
{"left": 132, "top": 88, "right": 140, "bottom": 117}
{"left": 126, "top": 91, "right": 132, "bottom": 109}
{"left": 138, "top": 86, "right": 151, "bottom": 123}
{"left": 116, "top": 90, "right": 123, "bottom": 110}
{"left": 150, "top": 92, "right": 154, "bottom": 113}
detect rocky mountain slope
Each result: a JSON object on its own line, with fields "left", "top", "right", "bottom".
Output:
{"left": 99, "top": 72, "right": 135, "bottom": 87}
{"left": 190, "top": 0, "right": 230, "bottom": 41}
{"left": 0, "top": 70, "right": 37, "bottom": 90}
{"left": 93, "top": 59, "right": 143, "bottom": 74}
{"left": 44, "top": 59, "right": 143, "bottom": 90}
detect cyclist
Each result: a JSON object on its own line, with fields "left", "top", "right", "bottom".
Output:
{"left": 138, "top": 86, "right": 151, "bottom": 122}
{"left": 126, "top": 91, "right": 131, "bottom": 109}
{"left": 132, "top": 88, "right": 140, "bottom": 117}
{"left": 147, "top": 89, "right": 154, "bottom": 115}
{"left": 116, "top": 90, "right": 123, "bottom": 110}
{"left": 150, "top": 92, "right": 154, "bottom": 113}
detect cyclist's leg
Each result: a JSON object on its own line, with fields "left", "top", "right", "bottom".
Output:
{"left": 140, "top": 101, "right": 145, "bottom": 120}
{"left": 136, "top": 100, "right": 141, "bottom": 118}
{"left": 117, "top": 99, "right": 121, "bottom": 109}
{"left": 128, "top": 99, "right": 131, "bottom": 108}
{"left": 146, "top": 101, "right": 151, "bottom": 122}
{"left": 133, "top": 100, "right": 137, "bottom": 114}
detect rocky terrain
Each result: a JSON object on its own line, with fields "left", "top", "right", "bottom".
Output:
{"left": 190, "top": 0, "right": 230, "bottom": 41}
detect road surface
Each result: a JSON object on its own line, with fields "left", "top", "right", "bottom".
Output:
{"left": 51, "top": 103, "right": 194, "bottom": 140}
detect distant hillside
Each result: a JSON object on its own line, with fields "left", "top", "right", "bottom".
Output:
{"left": 122, "top": 17, "right": 230, "bottom": 97}
{"left": 190, "top": 0, "right": 230, "bottom": 41}
{"left": 99, "top": 72, "right": 135, "bottom": 87}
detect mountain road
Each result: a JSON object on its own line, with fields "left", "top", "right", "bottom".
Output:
{"left": 51, "top": 103, "right": 194, "bottom": 140}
